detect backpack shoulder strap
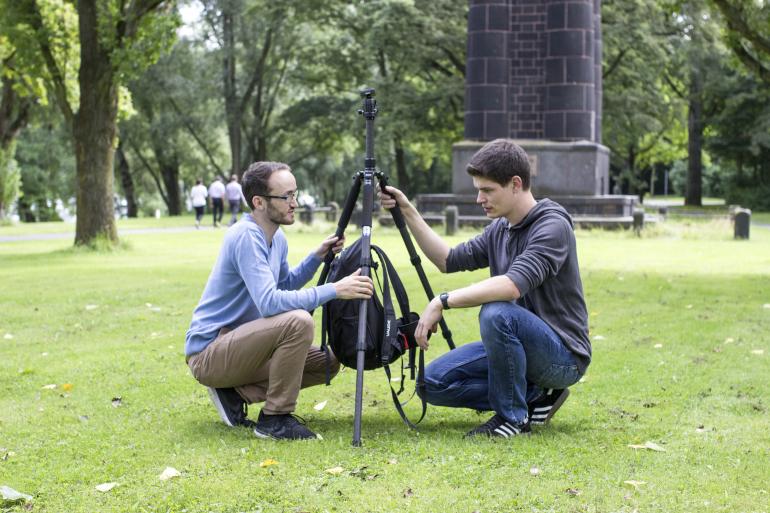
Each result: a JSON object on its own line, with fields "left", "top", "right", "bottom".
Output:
{"left": 371, "top": 245, "right": 410, "bottom": 319}
{"left": 383, "top": 349, "right": 427, "bottom": 429}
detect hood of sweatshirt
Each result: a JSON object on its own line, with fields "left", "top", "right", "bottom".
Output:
{"left": 509, "top": 198, "right": 573, "bottom": 231}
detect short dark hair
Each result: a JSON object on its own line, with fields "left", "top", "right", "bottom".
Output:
{"left": 242, "top": 161, "right": 290, "bottom": 210}
{"left": 466, "top": 139, "right": 531, "bottom": 190}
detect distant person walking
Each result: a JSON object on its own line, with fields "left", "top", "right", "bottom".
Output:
{"left": 226, "top": 174, "right": 245, "bottom": 226}
{"left": 209, "top": 176, "right": 226, "bottom": 227}
{"left": 190, "top": 179, "right": 208, "bottom": 229}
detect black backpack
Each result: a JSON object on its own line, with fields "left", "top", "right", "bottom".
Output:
{"left": 320, "top": 237, "right": 427, "bottom": 427}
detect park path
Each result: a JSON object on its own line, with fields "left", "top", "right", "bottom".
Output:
{"left": 0, "top": 226, "right": 211, "bottom": 243}
{"left": 1, "top": 220, "right": 768, "bottom": 244}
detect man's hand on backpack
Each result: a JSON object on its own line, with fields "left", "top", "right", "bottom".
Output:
{"left": 334, "top": 269, "right": 374, "bottom": 300}
{"left": 414, "top": 298, "right": 441, "bottom": 350}
{"left": 314, "top": 233, "right": 345, "bottom": 260}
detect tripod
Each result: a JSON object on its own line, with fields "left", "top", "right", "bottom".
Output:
{"left": 317, "top": 88, "right": 456, "bottom": 446}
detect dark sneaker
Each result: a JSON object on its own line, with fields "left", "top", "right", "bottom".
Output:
{"left": 464, "top": 414, "right": 531, "bottom": 438}
{"left": 253, "top": 411, "right": 320, "bottom": 440}
{"left": 207, "top": 387, "right": 255, "bottom": 427}
{"left": 528, "top": 388, "right": 570, "bottom": 425}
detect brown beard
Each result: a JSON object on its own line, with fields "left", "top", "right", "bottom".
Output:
{"left": 266, "top": 201, "right": 294, "bottom": 225}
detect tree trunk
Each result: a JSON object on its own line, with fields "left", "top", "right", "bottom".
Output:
{"left": 0, "top": 69, "right": 31, "bottom": 219}
{"left": 73, "top": 0, "right": 119, "bottom": 245}
{"left": 0, "top": 70, "right": 31, "bottom": 149}
{"left": 685, "top": 69, "right": 703, "bottom": 207}
{"left": 160, "top": 161, "right": 181, "bottom": 216}
{"left": 394, "top": 137, "right": 409, "bottom": 196}
{"left": 115, "top": 141, "right": 137, "bottom": 218}
{"left": 222, "top": 7, "right": 241, "bottom": 177}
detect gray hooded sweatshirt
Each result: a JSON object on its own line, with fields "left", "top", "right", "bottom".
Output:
{"left": 445, "top": 199, "right": 591, "bottom": 373}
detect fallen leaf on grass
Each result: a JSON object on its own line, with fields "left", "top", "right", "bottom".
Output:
{"left": 623, "top": 480, "right": 646, "bottom": 490}
{"left": 349, "top": 466, "right": 378, "bottom": 481}
{"left": 325, "top": 466, "right": 344, "bottom": 475}
{"left": 41, "top": 384, "right": 56, "bottom": 390}
{"left": 751, "top": 349, "right": 764, "bottom": 355}
{"left": 387, "top": 458, "right": 398, "bottom": 465}
{"left": 654, "top": 344, "right": 663, "bottom": 349}
{"left": 1, "top": 485, "right": 33, "bottom": 503}
{"left": 686, "top": 304, "right": 693, "bottom": 309}
{"left": 3, "top": 333, "right": 13, "bottom": 340}
{"left": 592, "top": 335, "right": 605, "bottom": 341}
{"left": 565, "top": 488, "right": 581, "bottom": 496}
{"left": 763, "top": 304, "right": 770, "bottom": 309}
{"left": 529, "top": 467, "right": 540, "bottom": 476}
{"left": 159, "top": 467, "right": 181, "bottom": 480}
{"left": 95, "top": 482, "right": 118, "bottom": 493}
{"left": 259, "top": 459, "right": 278, "bottom": 468}
{"left": 724, "top": 337, "right": 735, "bottom": 344}
{"left": 313, "top": 400, "right": 328, "bottom": 411}
{"left": 85, "top": 304, "right": 99, "bottom": 311}
{"left": 62, "top": 383, "right": 73, "bottom": 392}
{"left": 403, "top": 488, "right": 413, "bottom": 498}
{"left": 628, "top": 441, "right": 665, "bottom": 452}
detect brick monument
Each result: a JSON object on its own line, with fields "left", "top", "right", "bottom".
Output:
{"left": 416, "top": 0, "right": 636, "bottom": 223}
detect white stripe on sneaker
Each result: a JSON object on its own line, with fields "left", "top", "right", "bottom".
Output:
{"left": 207, "top": 387, "right": 234, "bottom": 427}
{"left": 494, "top": 427, "right": 512, "bottom": 437}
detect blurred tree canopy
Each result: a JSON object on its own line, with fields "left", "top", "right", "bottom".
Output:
{"left": 2, "top": 0, "right": 770, "bottom": 234}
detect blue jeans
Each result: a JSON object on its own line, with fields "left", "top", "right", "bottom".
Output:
{"left": 420, "top": 301, "right": 582, "bottom": 425}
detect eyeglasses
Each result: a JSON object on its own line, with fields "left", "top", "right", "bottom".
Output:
{"left": 260, "top": 190, "right": 299, "bottom": 203}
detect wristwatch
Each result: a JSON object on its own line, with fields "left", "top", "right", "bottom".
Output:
{"left": 439, "top": 292, "right": 450, "bottom": 310}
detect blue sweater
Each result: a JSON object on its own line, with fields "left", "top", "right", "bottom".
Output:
{"left": 185, "top": 214, "right": 337, "bottom": 356}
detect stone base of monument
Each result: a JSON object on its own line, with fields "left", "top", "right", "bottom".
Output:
{"left": 452, "top": 140, "right": 611, "bottom": 197}
{"left": 381, "top": 138, "right": 641, "bottom": 229}
{"left": 397, "top": 193, "right": 641, "bottom": 230}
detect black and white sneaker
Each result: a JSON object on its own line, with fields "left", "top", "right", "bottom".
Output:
{"left": 253, "top": 411, "right": 320, "bottom": 440}
{"left": 207, "top": 387, "right": 255, "bottom": 427}
{"left": 528, "top": 388, "right": 570, "bottom": 425}
{"left": 464, "top": 414, "right": 531, "bottom": 438}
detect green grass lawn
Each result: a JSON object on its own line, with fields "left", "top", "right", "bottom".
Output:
{"left": 1, "top": 220, "right": 769, "bottom": 512}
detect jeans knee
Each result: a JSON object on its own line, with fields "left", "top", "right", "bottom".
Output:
{"left": 479, "top": 301, "right": 511, "bottom": 331}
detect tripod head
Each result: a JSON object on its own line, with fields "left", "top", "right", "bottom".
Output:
{"left": 358, "top": 88, "right": 377, "bottom": 120}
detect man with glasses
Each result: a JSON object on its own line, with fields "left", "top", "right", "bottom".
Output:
{"left": 186, "top": 161, "right": 374, "bottom": 440}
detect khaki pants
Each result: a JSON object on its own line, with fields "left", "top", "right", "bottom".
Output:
{"left": 187, "top": 310, "right": 339, "bottom": 414}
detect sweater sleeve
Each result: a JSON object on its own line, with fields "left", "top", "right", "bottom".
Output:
{"left": 234, "top": 229, "right": 336, "bottom": 317}
{"left": 505, "top": 217, "right": 570, "bottom": 297}
{"left": 445, "top": 222, "right": 493, "bottom": 272}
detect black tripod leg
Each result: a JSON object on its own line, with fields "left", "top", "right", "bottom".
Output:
{"left": 352, "top": 172, "right": 375, "bottom": 447}
{"left": 378, "top": 175, "right": 455, "bottom": 350}
{"left": 316, "top": 173, "right": 362, "bottom": 287}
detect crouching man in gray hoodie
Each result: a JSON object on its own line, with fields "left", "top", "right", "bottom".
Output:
{"left": 379, "top": 139, "right": 590, "bottom": 438}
